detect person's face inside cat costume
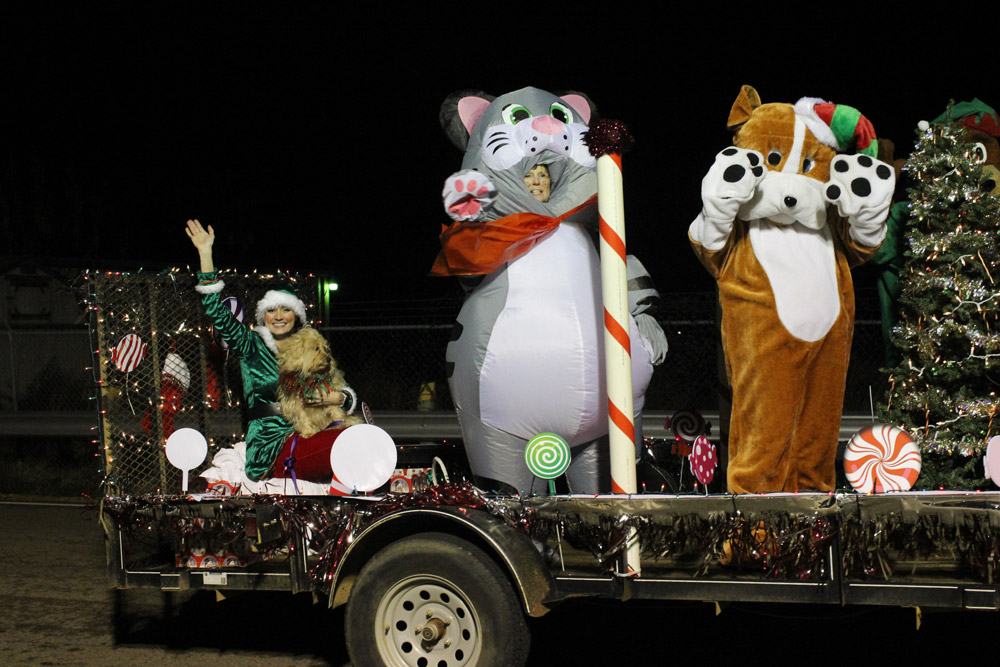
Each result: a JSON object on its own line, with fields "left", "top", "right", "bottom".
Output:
{"left": 523, "top": 165, "right": 551, "bottom": 202}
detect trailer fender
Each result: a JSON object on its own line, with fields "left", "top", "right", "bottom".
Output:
{"left": 328, "top": 506, "right": 554, "bottom": 617}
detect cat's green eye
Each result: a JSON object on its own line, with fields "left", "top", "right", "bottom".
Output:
{"left": 502, "top": 104, "right": 532, "bottom": 125}
{"left": 549, "top": 102, "right": 572, "bottom": 124}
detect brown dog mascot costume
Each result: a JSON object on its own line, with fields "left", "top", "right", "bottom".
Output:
{"left": 689, "top": 85, "right": 894, "bottom": 493}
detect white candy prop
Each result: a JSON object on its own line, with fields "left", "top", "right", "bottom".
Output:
{"left": 597, "top": 151, "right": 635, "bottom": 498}
{"left": 329, "top": 424, "right": 398, "bottom": 493}
{"left": 165, "top": 428, "right": 208, "bottom": 493}
{"left": 111, "top": 333, "right": 147, "bottom": 372}
{"left": 844, "top": 424, "right": 921, "bottom": 493}
{"left": 591, "top": 119, "right": 639, "bottom": 575}
{"left": 985, "top": 436, "right": 1000, "bottom": 487}
{"left": 689, "top": 435, "right": 717, "bottom": 485}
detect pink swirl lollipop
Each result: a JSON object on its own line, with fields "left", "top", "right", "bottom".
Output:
{"left": 844, "top": 424, "right": 921, "bottom": 493}
{"left": 689, "top": 434, "right": 717, "bottom": 485}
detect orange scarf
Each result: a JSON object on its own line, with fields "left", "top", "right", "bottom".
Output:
{"left": 430, "top": 195, "right": 598, "bottom": 277}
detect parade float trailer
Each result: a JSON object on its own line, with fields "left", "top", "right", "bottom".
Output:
{"left": 89, "top": 255, "right": 1000, "bottom": 667}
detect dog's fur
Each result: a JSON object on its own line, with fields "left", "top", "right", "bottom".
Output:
{"left": 277, "top": 327, "right": 362, "bottom": 438}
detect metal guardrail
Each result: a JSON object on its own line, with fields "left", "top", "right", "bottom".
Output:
{"left": 0, "top": 410, "right": 877, "bottom": 442}
{"left": 0, "top": 411, "right": 100, "bottom": 437}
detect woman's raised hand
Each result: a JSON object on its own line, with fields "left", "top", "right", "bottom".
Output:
{"left": 185, "top": 219, "right": 214, "bottom": 250}
{"left": 185, "top": 219, "right": 216, "bottom": 273}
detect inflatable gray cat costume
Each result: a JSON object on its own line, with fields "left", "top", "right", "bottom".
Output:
{"left": 435, "top": 86, "right": 666, "bottom": 494}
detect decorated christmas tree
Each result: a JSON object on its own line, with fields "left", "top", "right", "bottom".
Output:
{"left": 882, "top": 103, "right": 1000, "bottom": 489}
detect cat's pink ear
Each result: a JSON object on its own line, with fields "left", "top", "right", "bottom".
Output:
{"left": 560, "top": 94, "right": 591, "bottom": 124}
{"left": 458, "top": 96, "right": 492, "bottom": 134}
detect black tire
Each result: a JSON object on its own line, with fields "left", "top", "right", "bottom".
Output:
{"left": 344, "top": 532, "right": 530, "bottom": 667}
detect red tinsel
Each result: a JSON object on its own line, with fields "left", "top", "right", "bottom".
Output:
{"left": 278, "top": 372, "right": 335, "bottom": 400}
{"left": 585, "top": 119, "right": 635, "bottom": 158}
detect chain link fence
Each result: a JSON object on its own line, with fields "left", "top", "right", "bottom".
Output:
{"left": 87, "top": 270, "right": 326, "bottom": 496}
{"left": 322, "top": 289, "right": 886, "bottom": 414}
{"left": 0, "top": 291, "right": 888, "bottom": 415}
{"left": 1, "top": 269, "right": 887, "bottom": 496}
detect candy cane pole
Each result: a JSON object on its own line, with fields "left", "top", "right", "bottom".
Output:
{"left": 588, "top": 119, "right": 640, "bottom": 576}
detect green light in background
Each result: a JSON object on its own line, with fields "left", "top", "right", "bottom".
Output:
{"left": 317, "top": 277, "right": 339, "bottom": 323}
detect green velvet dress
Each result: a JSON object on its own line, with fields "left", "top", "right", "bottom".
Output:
{"left": 197, "top": 271, "right": 293, "bottom": 481}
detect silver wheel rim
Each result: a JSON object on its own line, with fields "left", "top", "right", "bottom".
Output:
{"left": 374, "top": 574, "right": 483, "bottom": 667}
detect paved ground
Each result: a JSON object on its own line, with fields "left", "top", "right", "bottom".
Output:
{"left": 1, "top": 501, "right": 997, "bottom": 665}
{"left": 0, "top": 502, "right": 342, "bottom": 666}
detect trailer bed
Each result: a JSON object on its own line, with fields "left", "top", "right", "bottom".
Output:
{"left": 102, "top": 487, "right": 1000, "bottom": 612}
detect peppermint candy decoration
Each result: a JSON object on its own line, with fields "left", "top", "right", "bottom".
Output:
{"left": 844, "top": 424, "right": 921, "bottom": 494}
{"left": 669, "top": 409, "right": 706, "bottom": 443}
{"left": 214, "top": 296, "right": 244, "bottom": 351}
{"left": 206, "top": 479, "right": 239, "bottom": 496}
{"left": 111, "top": 333, "right": 147, "bottom": 372}
{"left": 689, "top": 435, "right": 718, "bottom": 485}
{"left": 524, "top": 433, "right": 571, "bottom": 480}
{"left": 985, "top": 436, "right": 1000, "bottom": 487}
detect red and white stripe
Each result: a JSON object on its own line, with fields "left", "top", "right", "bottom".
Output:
{"left": 597, "top": 151, "right": 640, "bottom": 576}
{"left": 844, "top": 424, "right": 921, "bottom": 493}
{"left": 112, "top": 333, "right": 147, "bottom": 373}
{"left": 597, "top": 153, "right": 636, "bottom": 496}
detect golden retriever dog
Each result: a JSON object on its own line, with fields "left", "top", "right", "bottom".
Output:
{"left": 277, "top": 327, "right": 362, "bottom": 438}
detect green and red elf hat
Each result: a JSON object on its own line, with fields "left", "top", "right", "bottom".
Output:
{"left": 795, "top": 97, "right": 879, "bottom": 157}
{"left": 932, "top": 98, "right": 1000, "bottom": 137}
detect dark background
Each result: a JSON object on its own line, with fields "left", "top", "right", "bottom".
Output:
{"left": 1, "top": 6, "right": 985, "bottom": 300}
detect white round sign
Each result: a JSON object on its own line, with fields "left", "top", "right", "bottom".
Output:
{"left": 329, "top": 424, "right": 397, "bottom": 492}
{"left": 165, "top": 428, "right": 208, "bottom": 493}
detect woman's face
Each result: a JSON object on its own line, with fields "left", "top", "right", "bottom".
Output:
{"left": 523, "top": 165, "right": 551, "bottom": 202}
{"left": 264, "top": 306, "right": 296, "bottom": 338}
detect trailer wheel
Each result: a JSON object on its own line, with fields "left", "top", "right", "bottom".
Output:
{"left": 345, "top": 532, "right": 529, "bottom": 667}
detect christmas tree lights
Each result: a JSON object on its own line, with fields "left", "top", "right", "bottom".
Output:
{"left": 882, "top": 107, "right": 1000, "bottom": 488}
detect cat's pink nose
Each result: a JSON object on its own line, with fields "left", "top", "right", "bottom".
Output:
{"left": 531, "top": 116, "right": 564, "bottom": 135}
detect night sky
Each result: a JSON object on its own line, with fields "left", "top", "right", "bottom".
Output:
{"left": 3, "top": 7, "right": 985, "bottom": 300}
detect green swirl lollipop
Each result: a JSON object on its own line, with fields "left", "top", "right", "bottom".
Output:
{"left": 525, "top": 433, "right": 571, "bottom": 494}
